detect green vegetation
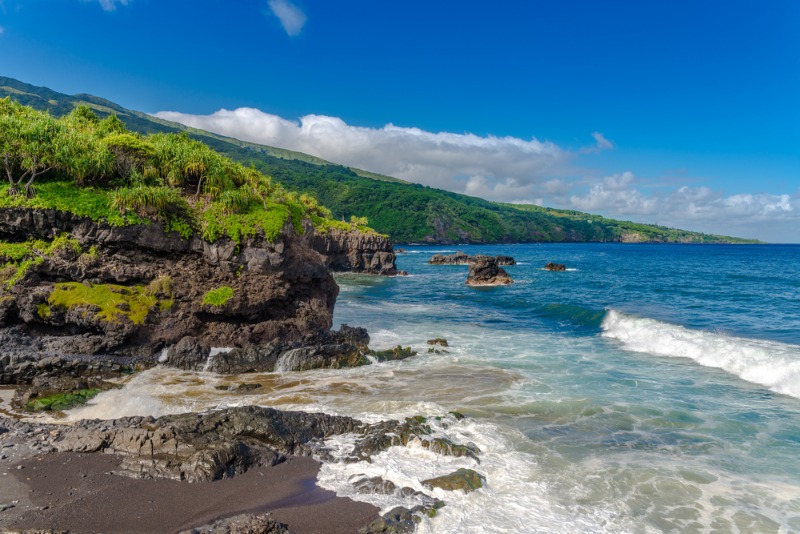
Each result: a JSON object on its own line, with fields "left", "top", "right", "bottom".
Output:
{"left": 0, "top": 234, "right": 83, "bottom": 290}
{"left": 202, "top": 286, "right": 234, "bottom": 307}
{"left": 0, "top": 76, "right": 759, "bottom": 244}
{"left": 0, "top": 95, "right": 354, "bottom": 245}
{"left": 48, "top": 281, "right": 172, "bottom": 325}
{"left": 25, "top": 388, "right": 102, "bottom": 412}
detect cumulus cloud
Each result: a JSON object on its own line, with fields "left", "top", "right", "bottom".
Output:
{"left": 267, "top": 0, "right": 307, "bottom": 36}
{"left": 154, "top": 107, "right": 568, "bottom": 200}
{"left": 568, "top": 172, "right": 800, "bottom": 241}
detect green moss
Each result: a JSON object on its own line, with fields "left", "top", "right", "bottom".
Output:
{"left": 202, "top": 286, "right": 234, "bottom": 307}
{"left": 25, "top": 388, "right": 101, "bottom": 412}
{"left": 4, "top": 256, "right": 44, "bottom": 289}
{"left": 48, "top": 281, "right": 169, "bottom": 325}
{"left": 201, "top": 201, "right": 289, "bottom": 244}
{"left": 36, "top": 302, "right": 51, "bottom": 319}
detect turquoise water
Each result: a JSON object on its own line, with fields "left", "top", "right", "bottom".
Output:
{"left": 325, "top": 244, "right": 800, "bottom": 533}
{"left": 71, "top": 243, "right": 800, "bottom": 532}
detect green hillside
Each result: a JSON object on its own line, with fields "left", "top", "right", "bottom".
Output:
{"left": 0, "top": 76, "right": 760, "bottom": 244}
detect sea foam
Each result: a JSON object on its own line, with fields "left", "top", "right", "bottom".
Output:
{"left": 601, "top": 309, "right": 800, "bottom": 399}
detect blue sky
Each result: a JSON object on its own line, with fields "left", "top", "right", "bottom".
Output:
{"left": 1, "top": 0, "right": 799, "bottom": 241}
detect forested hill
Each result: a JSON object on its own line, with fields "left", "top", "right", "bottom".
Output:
{"left": 0, "top": 76, "right": 760, "bottom": 244}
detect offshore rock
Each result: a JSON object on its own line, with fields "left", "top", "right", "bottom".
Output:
{"left": 302, "top": 224, "right": 398, "bottom": 275}
{"left": 429, "top": 252, "right": 516, "bottom": 266}
{"left": 422, "top": 468, "right": 486, "bottom": 493}
{"left": 544, "top": 262, "right": 566, "bottom": 271}
{"left": 465, "top": 257, "right": 513, "bottom": 286}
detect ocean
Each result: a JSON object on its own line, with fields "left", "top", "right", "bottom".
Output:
{"left": 69, "top": 243, "right": 800, "bottom": 533}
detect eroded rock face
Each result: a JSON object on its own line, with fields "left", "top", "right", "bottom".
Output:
{"left": 465, "top": 257, "right": 513, "bottom": 286}
{"left": 0, "top": 208, "right": 339, "bottom": 378}
{"left": 303, "top": 225, "right": 397, "bottom": 275}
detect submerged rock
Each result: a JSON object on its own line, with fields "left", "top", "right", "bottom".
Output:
{"left": 465, "top": 257, "right": 513, "bottom": 286}
{"left": 422, "top": 468, "right": 486, "bottom": 493}
{"left": 544, "top": 262, "right": 566, "bottom": 271}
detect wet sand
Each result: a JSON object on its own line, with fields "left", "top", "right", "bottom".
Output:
{"left": 0, "top": 452, "right": 378, "bottom": 533}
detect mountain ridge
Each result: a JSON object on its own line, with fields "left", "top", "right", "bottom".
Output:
{"left": 0, "top": 76, "right": 761, "bottom": 244}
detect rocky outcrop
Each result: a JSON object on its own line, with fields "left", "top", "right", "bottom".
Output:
{"left": 0, "top": 208, "right": 341, "bottom": 376}
{"left": 465, "top": 257, "right": 513, "bottom": 286}
{"left": 162, "top": 325, "right": 417, "bottom": 374}
{"left": 429, "top": 252, "right": 515, "bottom": 266}
{"left": 544, "top": 262, "right": 566, "bottom": 271}
{"left": 52, "top": 406, "right": 364, "bottom": 482}
{"left": 303, "top": 224, "right": 397, "bottom": 275}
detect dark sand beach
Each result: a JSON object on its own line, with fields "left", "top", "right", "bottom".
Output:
{"left": 0, "top": 449, "right": 378, "bottom": 533}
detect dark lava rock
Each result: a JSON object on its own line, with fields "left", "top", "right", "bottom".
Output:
{"left": 544, "top": 262, "right": 566, "bottom": 271}
{"left": 426, "top": 338, "right": 448, "bottom": 347}
{"left": 465, "top": 257, "right": 513, "bottom": 286}
{"left": 429, "top": 252, "right": 515, "bottom": 266}
{"left": 53, "top": 406, "right": 364, "bottom": 483}
{"left": 302, "top": 224, "right": 398, "bottom": 276}
{"left": 422, "top": 468, "right": 486, "bottom": 493}
{"left": 428, "top": 251, "right": 471, "bottom": 265}
{"left": 180, "top": 512, "right": 291, "bottom": 534}
{"left": 12, "top": 375, "right": 116, "bottom": 412}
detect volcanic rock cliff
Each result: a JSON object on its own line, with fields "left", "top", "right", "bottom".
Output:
{"left": 0, "top": 208, "right": 398, "bottom": 384}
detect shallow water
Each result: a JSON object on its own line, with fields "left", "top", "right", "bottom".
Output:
{"left": 71, "top": 244, "right": 800, "bottom": 533}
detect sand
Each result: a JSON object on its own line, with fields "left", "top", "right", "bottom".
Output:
{"left": 0, "top": 451, "right": 379, "bottom": 533}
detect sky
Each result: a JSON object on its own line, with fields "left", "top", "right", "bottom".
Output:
{"left": 1, "top": 0, "right": 799, "bottom": 242}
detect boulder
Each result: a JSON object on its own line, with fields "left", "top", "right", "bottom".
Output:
{"left": 465, "top": 257, "right": 513, "bottom": 286}
{"left": 544, "top": 262, "right": 566, "bottom": 271}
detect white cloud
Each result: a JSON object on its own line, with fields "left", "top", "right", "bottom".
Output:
{"left": 267, "top": 0, "right": 307, "bottom": 36}
{"left": 154, "top": 107, "right": 568, "bottom": 200}
{"left": 95, "top": 0, "right": 129, "bottom": 11}
{"left": 581, "top": 131, "right": 614, "bottom": 154}
{"left": 153, "top": 106, "right": 799, "bottom": 242}
{"left": 567, "top": 173, "right": 800, "bottom": 241}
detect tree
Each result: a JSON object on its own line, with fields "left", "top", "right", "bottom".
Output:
{"left": 0, "top": 102, "right": 63, "bottom": 197}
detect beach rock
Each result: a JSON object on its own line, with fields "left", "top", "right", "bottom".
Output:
{"left": 544, "top": 262, "right": 566, "bottom": 271}
{"left": 53, "top": 406, "right": 364, "bottom": 482}
{"left": 465, "top": 257, "right": 513, "bottom": 286}
{"left": 422, "top": 468, "right": 486, "bottom": 493}
{"left": 180, "top": 513, "right": 291, "bottom": 534}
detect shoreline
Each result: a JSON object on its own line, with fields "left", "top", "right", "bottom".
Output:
{"left": 0, "top": 446, "right": 379, "bottom": 534}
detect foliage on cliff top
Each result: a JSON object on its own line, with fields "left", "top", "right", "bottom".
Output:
{"left": 0, "top": 98, "right": 369, "bottom": 243}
